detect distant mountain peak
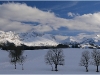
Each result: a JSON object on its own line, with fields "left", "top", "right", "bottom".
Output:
{"left": 0, "top": 30, "right": 100, "bottom": 48}
{"left": 0, "top": 30, "right": 58, "bottom": 46}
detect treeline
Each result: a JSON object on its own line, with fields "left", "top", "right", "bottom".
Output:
{"left": 2, "top": 41, "right": 100, "bottom": 50}
{"left": 0, "top": 41, "right": 71, "bottom": 50}
{"left": 1, "top": 41, "right": 100, "bottom": 50}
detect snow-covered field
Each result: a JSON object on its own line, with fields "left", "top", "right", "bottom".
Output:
{"left": 0, "top": 48, "right": 100, "bottom": 74}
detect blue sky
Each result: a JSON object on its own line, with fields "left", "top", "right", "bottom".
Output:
{"left": 0, "top": 1, "right": 100, "bottom": 36}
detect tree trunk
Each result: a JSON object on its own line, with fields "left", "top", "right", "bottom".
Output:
{"left": 86, "top": 67, "right": 88, "bottom": 72}
{"left": 22, "top": 64, "right": 24, "bottom": 70}
{"left": 15, "top": 62, "right": 16, "bottom": 69}
{"left": 51, "top": 65, "right": 53, "bottom": 71}
{"left": 96, "top": 66, "right": 99, "bottom": 72}
{"left": 55, "top": 64, "right": 58, "bottom": 71}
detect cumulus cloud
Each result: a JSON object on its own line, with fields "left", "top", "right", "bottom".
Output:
{"left": 69, "top": 13, "right": 100, "bottom": 32}
{"left": 67, "top": 12, "right": 79, "bottom": 17}
{"left": 33, "top": 25, "right": 53, "bottom": 33}
{"left": 0, "top": 2, "right": 100, "bottom": 34}
{"left": 0, "top": 18, "right": 33, "bottom": 32}
{"left": 0, "top": 3, "right": 55, "bottom": 33}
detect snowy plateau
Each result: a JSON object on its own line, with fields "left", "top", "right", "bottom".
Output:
{"left": 0, "top": 31, "right": 100, "bottom": 74}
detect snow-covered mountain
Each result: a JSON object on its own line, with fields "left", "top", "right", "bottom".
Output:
{"left": 0, "top": 31, "right": 58, "bottom": 46}
{"left": 0, "top": 31, "right": 21, "bottom": 46}
{"left": 1, "top": 30, "right": 100, "bottom": 48}
{"left": 60, "top": 33, "right": 100, "bottom": 48}
{"left": 19, "top": 32, "right": 58, "bottom": 46}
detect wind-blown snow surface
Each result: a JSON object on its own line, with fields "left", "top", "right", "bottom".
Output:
{"left": 0, "top": 48, "right": 100, "bottom": 74}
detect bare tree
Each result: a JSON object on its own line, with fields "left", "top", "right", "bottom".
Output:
{"left": 80, "top": 50, "right": 90, "bottom": 72}
{"left": 19, "top": 55, "right": 27, "bottom": 70}
{"left": 45, "top": 50, "right": 54, "bottom": 71}
{"left": 9, "top": 46, "right": 24, "bottom": 69}
{"left": 45, "top": 48, "right": 64, "bottom": 71}
{"left": 91, "top": 49, "right": 100, "bottom": 72}
{"left": 9, "top": 50, "right": 22, "bottom": 69}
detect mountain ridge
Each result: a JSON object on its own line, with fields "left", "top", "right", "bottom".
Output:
{"left": 0, "top": 31, "right": 58, "bottom": 46}
{"left": 0, "top": 30, "right": 100, "bottom": 48}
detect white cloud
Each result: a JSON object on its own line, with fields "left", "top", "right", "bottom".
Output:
{"left": 55, "top": 35, "right": 68, "bottom": 40}
{"left": 33, "top": 25, "right": 53, "bottom": 33}
{"left": 67, "top": 12, "right": 79, "bottom": 17}
{"left": 0, "top": 3, "right": 56, "bottom": 33}
{"left": 0, "top": 3, "right": 56, "bottom": 22}
{"left": 69, "top": 12, "right": 100, "bottom": 32}
{"left": 0, "top": 2, "right": 100, "bottom": 34}
{"left": 0, "top": 18, "right": 33, "bottom": 32}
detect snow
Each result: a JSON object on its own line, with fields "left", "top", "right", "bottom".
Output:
{"left": 0, "top": 48, "right": 100, "bottom": 74}
{"left": 0, "top": 31, "right": 58, "bottom": 46}
{"left": 21, "top": 34, "right": 58, "bottom": 46}
{"left": 1, "top": 30, "right": 100, "bottom": 48}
